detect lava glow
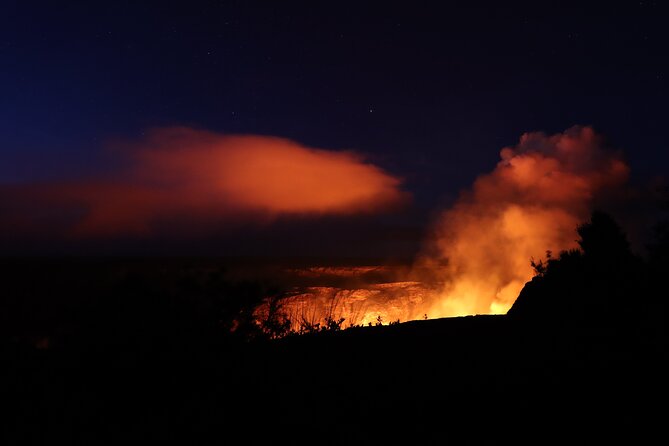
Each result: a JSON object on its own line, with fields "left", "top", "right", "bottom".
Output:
{"left": 257, "top": 126, "right": 630, "bottom": 331}
{"left": 421, "top": 126, "right": 629, "bottom": 318}
{"left": 255, "top": 276, "right": 435, "bottom": 331}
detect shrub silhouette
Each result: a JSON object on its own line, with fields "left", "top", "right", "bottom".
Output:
{"left": 508, "top": 211, "right": 644, "bottom": 330}
{"left": 0, "top": 258, "right": 277, "bottom": 358}
{"left": 647, "top": 217, "right": 669, "bottom": 333}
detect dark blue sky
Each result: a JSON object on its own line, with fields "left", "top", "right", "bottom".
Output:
{"left": 2, "top": 1, "right": 668, "bottom": 256}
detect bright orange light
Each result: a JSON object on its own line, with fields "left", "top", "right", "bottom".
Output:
{"left": 255, "top": 127, "right": 631, "bottom": 332}
{"left": 420, "top": 126, "right": 629, "bottom": 318}
{"left": 4, "top": 127, "right": 408, "bottom": 237}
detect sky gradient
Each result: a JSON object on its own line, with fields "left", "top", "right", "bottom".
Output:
{"left": 2, "top": 1, "right": 668, "bottom": 256}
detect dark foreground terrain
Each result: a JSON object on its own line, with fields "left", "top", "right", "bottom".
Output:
{"left": 2, "top": 232, "right": 668, "bottom": 445}
{"left": 5, "top": 312, "right": 668, "bottom": 444}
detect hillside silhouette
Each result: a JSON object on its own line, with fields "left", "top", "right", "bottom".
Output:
{"left": 3, "top": 212, "right": 668, "bottom": 444}
{"left": 510, "top": 212, "right": 647, "bottom": 327}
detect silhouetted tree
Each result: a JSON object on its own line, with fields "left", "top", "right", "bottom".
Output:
{"left": 258, "top": 293, "right": 293, "bottom": 339}
{"left": 646, "top": 216, "right": 669, "bottom": 336}
{"left": 648, "top": 219, "right": 669, "bottom": 273}
{"left": 0, "top": 258, "right": 279, "bottom": 359}
{"left": 508, "top": 211, "right": 644, "bottom": 332}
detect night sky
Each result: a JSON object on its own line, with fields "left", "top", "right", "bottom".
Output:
{"left": 2, "top": 1, "right": 668, "bottom": 257}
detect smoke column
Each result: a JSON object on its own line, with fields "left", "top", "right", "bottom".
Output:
{"left": 419, "top": 126, "right": 629, "bottom": 318}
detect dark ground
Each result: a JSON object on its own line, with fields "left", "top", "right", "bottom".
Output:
{"left": 2, "top": 256, "right": 668, "bottom": 445}
{"left": 5, "top": 318, "right": 667, "bottom": 444}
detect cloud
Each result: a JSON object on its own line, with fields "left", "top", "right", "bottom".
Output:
{"left": 1, "top": 127, "right": 408, "bottom": 238}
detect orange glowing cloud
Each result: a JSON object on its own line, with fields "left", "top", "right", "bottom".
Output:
{"left": 249, "top": 126, "right": 634, "bottom": 331}
{"left": 418, "top": 126, "right": 629, "bottom": 318}
{"left": 2, "top": 128, "right": 408, "bottom": 237}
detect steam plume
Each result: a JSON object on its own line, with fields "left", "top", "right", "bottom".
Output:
{"left": 419, "top": 126, "right": 629, "bottom": 317}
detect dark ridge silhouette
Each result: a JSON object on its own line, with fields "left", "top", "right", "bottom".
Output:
{"left": 3, "top": 212, "right": 668, "bottom": 444}
{"left": 508, "top": 211, "right": 647, "bottom": 329}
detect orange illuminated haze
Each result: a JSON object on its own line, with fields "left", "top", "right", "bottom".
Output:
{"left": 74, "top": 127, "right": 408, "bottom": 235}
{"left": 3, "top": 125, "right": 631, "bottom": 328}
{"left": 3, "top": 127, "right": 407, "bottom": 237}
{"left": 261, "top": 126, "right": 631, "bottom": 329}
{"left": 419, "top": 125, "right": 628, "bottom": 317}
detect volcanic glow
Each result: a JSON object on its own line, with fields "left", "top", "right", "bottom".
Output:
{"left": 421, "top": 126, "right": 629, "bottom": 317}
{"left": 256, "top": 126, "right": 630, "bottom": 330}
{"left": 252, "top": 264, "right": 432, "bottom": 331}
{"left": 3, "top": 124, "right": 632, "bottom": 329}
{"left": 262, "top": 282, "right": 429, "bottom": 330}
{"left": 2, "top": 127, "right": 407, "bottom": 237}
